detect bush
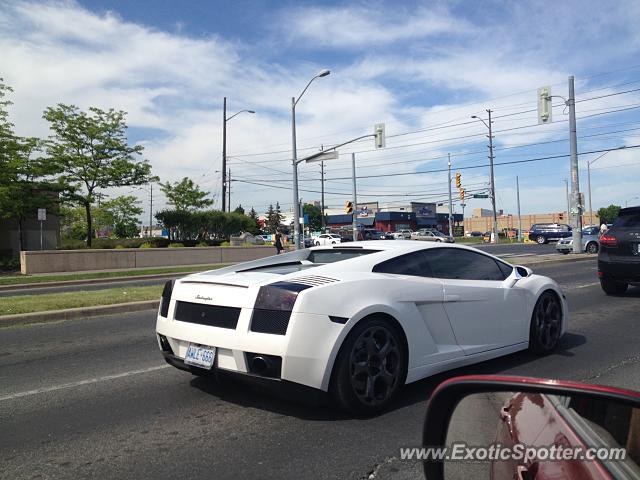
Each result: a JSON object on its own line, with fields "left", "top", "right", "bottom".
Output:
{"left": 114, "top": 245, "right": 126, "bottom": 249}
{"left": 58, "top": 237, "right": 171, "bottom": 250}
{"left": 196, "top": 241, "right": 209, "bottom": 247}
{"left": 168, "top": 242, "right": 184, "bottom": 248}
{"left": 220, "top": 241, "right": 230, "bottom": 247}
{"left": 139, "top": 242, "right": 154, "bottom": 248}
{"left": 0, "top": 256, "right": 20, "bottom": 272}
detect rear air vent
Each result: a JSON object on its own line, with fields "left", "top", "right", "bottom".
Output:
{"left": 250, "top": 309, "right": 291, "bottom": 335}
{"left": 289, "top": 275, "right": 339, "bottom": 287}
{"left": 174, "top": 301, "right": 240, "bottom": 329}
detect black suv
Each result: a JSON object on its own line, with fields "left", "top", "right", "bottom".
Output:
{"left": 598, "top": 206, "right": 640, "bottom": 295}
{"left": 528, "top": 223, "right": 572, "bottom": 244}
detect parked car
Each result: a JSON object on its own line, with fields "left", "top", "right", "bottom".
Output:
{"left": 362, "top": 229, "right": 385, "bottom": 240}
{"left": 412, "top": 229, "right": 455, "bottom": 243}
{"left": 313, "top": 233, "right": 342, "bottom": 246}
{"left": 157, "top": 242, "right": 567, "bottom": 413}
{"left": 555, "top": 226, "right": 600, "bottom": 254}
{"left": 467, "top": 231, "right": 483, "bottom": 237}
{"left": 528, "top": 223, "right": 572, "bottom": 244}
{"left": 382, "top": 231, "right": 395, "bottom": 240}
{"left": 392, "top": 229, "right": 413, "bottom": 239}
{"left": 598, "top": 206, "right": 640, "bottom": 295}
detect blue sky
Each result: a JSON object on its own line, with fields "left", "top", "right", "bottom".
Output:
{"left": 2, "top": 0, "right": 640, "bottom": 220}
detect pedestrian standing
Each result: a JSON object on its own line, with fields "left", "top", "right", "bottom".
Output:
{"left": 600, "top": 222, "right": 608, "bottom": 236}
{"left": 275, "top": 229, "right": 284, "bottom": 255}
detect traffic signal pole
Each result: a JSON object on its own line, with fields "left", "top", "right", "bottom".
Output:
{"left": 568, "top": 76, "right": 583, "bottom": 253}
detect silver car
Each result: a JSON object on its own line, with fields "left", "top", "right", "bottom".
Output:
{"left": 411, "top": 229, "right": 455, "bottom": 243}
{"left": 555, "top": 226, "right": 600, "bottom": 254}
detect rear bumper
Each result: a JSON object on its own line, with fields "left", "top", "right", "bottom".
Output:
{"left": 161, "top": 351, "right": 328, "bottom": 405}
{"left": 598, "top": 259, "right": 640, "bottom": 282}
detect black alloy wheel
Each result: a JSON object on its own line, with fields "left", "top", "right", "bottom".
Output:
{"left": 529, "top": 291, "right": 562, "bottom": 354}
{"left": 331, "top": 318, "right": 406, "bottom": 415}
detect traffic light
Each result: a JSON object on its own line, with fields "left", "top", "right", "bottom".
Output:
{"left": 344, "top": 201, "right": 353, "bottom": 214}
{"left": 459, "top": 188, "right": 465, "bottom": 201}
{"left": 374, "top": 123, "right": 385, "bottom": 149}
{"left": 537, "top": 86, "right": 553, "bottom": 124}
{"left": 455, "top": 172, "right": 461, "bottom": 189}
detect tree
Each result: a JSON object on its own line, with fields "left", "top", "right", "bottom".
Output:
{"left": 43, "top": 104, "right": 152, "bottom": 246}
{"left": 247, "top": 207, "right": 260, "bottom": 234}
{"left": 302, "top": 203, "right": 323, "bottom": 232}
{"left": 0, "top": 80, "right": 60, "bottom": 250}
{"left": 234, "top": 204, "right": 245, "bottom": 215}
{"left": 265, "top": 204, "right": 278, "bottom": 233}
{"left": 101, "top": 195, "right": 143, "bottom": 238}
{"left": 597, "top": 204, "right": 622, "bottom": 224}
{"left": 160, "top": 177, "right": 213, "bottom": 212}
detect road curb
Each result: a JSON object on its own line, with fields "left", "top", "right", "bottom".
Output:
{"left": 0, "top": 300, "right": 160, "bottom": 328}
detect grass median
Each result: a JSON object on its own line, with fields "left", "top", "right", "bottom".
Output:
{"left": 0, "top": 285, "right": 163, "bottom": 316}
{"left": 0, "top": 264, "right": 229, "bottom": 287}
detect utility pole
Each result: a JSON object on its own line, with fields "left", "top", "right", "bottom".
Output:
{"left": 447, "top": 154, "right": 454, "bottom": 237}
{"left": 516, "top": 176, "right": 522, "bottom": 242}
{"left": 227, "top": 168, "right": 231, "bottom": 212}
{"left": 320, "top": 161, "right": 325, "bottom": 231}
{"left": 568, "top": 76, "right": 582, "bottom": 253}
{"left": 222, "top": 97, "right": 227, "bottom": 213}
{"left": 487, "top": 109, "right": 498, "bottom": 243}
{"left": 352, "top": 153, "right": 358, "bottom": 241}
{"left": 149, "top": 183, "right": 153, "bottom": 237}
{"left": 564, "top": 179, "right": 570, "bottom": 216}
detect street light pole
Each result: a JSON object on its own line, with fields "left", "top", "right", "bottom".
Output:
{"left": 352, "top": 153, "right": 358, "bottom": 241}
{"left": 568, "top": 76, "right": 582, "bottom": 254}
{"left": 291, "top": 69, "right": 330, "bottom": 250}
{"left": 222, "top": 99, "right": 255, "bottom": 213}
{"left": 320, "top": 161, "right": 325, "bottom": 231}
{"left": 471, "top": 111, "right": 498, "bottom": 243}
{"left": 516, "top": 176, "right": 522, "bottom": 242}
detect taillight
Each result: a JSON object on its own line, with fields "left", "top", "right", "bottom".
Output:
{"left": 159, "top": 280, "right": 174, "bottom": 317}
{"left": 600, "top": 234, "right": 617, "bottom": 247}
{"left": 254, "top": 282, "right": 310, "bottom": 311}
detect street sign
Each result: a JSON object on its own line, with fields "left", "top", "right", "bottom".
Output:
{"left": 37, "top": 208, "right": 46, "bottom": 221}
{"left": 304, "top": 150, "right": 339, "bottom": 163}
{"left": 473, "top": 194, "right": 489, "bottom": 199}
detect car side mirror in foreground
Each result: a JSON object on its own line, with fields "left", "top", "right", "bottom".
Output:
{"left": 422, "top": 375, "right": 640, "bottom": 480}
{"left": 503, "top": 265, "right": 532, "bottom": 288}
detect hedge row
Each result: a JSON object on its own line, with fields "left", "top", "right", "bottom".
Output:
{"left": 58, "top": 238, "right": 225, "bottom": 250}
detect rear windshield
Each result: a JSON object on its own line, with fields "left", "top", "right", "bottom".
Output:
{"left": 613, "top": 214, "right": 640, "bottom": 228}
{"left": 307, "top": 248, "right": 378, "bottom": 264}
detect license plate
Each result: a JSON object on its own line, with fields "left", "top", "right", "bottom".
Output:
{"left": 184, "top": 343, "right": 216, "bottom": 369}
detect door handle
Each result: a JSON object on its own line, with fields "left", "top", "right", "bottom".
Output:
{"left": 444, "top": 294, "right": 460, "bottom": 302}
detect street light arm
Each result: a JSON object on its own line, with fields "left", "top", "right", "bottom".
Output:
{"left": 225, "top": 109, "right": 255, "bottom": 122}
{"left": 299, "top": 133, "right": 374, "bottom": 165}
{"left": 294, "top": 76, "right": 320, "bottom": 108}
{"left": 470, "top": 115, "right": 489, "bottom": 130}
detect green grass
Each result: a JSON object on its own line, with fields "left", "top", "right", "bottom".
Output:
{"left": 0, "top": 264, "right": 229, "bottom": 287}
{"left": 0, "top": 285, "right": 163, "bottom": 316}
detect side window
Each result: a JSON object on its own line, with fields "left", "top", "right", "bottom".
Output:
{"left": 424, "top": 249, "right": 507, "bottom": 281}
{"left": 373, "top": 251, "right": 433, "bottom": 277}
{"left": 497, "top": 261, "right": 513, "bottom": 278}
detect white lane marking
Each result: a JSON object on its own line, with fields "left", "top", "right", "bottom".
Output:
{"left": 0, "top": 364, "right": 171, "bottom": 402}
{"left": 564, "top": 282, "right": 600, "bottom": 290}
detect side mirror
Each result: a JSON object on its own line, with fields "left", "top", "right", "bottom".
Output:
{"left": 422, "top": 375, "right": 640, "bottom": 480}
{"left": 503, "top": 265, "right": 531, "bottom": 288}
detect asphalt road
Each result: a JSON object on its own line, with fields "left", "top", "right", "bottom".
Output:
{"left": 3, "top": 242, "right": 559, "bottom": 297}
{"left": 3, "top": 259, "right": 638, "bottom": 480}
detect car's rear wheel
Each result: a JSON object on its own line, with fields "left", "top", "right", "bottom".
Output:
{"left": 600, "top": 278, "right": 628, "bottom": 295}
{"left": 529, "top": 291, "right": 562, "bottom": 354}
{"left": 315, "top": 241, "right": 320, "bottom": 246}
{"left": 331, "top": 317, "right": 407, "bottom": 415}
{"left": 586, "top": 242, "right": 599, "bottom": 254}
{"left": 559, "top": 250, "right": 569, "bottom": 254}
{"left": 536, "top": 235, "right": 546, "bottom": 244}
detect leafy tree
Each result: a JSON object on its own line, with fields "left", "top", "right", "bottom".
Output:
{"left": 0, "top": 80, "right": 60, "bottom": 250}
{"left": 265, "top": 204, "right": 277, "bottom": 233}
{"left": 43, "top": 104, "right": 152, "bottom": 247}
{"left": 101, "top": 195, "right": 143, "bottom": 238}
{"left": 155, "top": 209, "right": 254, "bottom": 241}
{"left": 160, "top": 177, "right": 213, "bottom": 212}
{"left": 597, "top": 204, "right": 622, "bottom": 224}
{"left": 302, "top": 203, "right": 323, "bottom": 232}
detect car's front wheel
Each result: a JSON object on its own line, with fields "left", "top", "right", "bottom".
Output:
{"left": 586, "top": 242, "right": 599, "bottom": 254}
{"left": 315, "top": 241, "right": 320, "bottom": 246}
{"left": 529, "top": 291, "right": 562, "bottom": 354}
{"left": 331, "top": 317, "right": 407, "bottom": 415}
{"left": 600, "top": 278, "right": 628, "bottom": 295}
{"left": 536, "top": 235, "right": 546, "bottom": 244}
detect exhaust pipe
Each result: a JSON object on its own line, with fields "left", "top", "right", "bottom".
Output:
{"left": 251, "top": 356, "right": 273, "bottom": 376}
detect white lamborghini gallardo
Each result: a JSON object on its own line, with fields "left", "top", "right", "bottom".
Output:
{"left": 156, "top": 241, "right": 567, "bottom": 414}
